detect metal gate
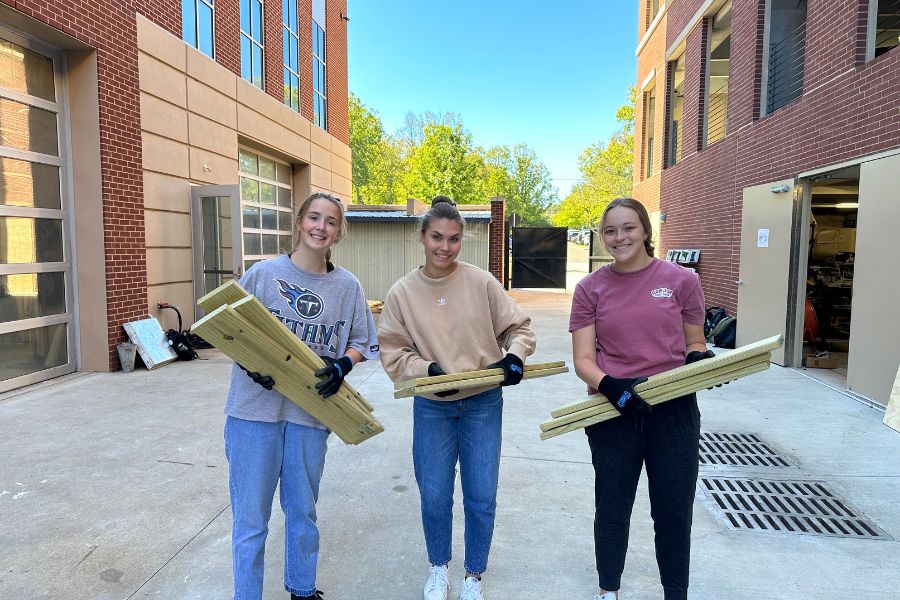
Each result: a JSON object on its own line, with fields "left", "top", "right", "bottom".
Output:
{"left": 510, "top": 227, "right": 567, "bottom": 288}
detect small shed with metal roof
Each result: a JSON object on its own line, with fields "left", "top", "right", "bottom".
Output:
{"left": 330, "top": 199, "right": 492, "bottom": 301}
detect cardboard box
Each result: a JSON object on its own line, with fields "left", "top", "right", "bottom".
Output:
{"left": 804, "top": 354, "right": 841, "bottom": 369}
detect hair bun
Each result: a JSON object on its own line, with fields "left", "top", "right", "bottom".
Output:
{"left": 431, "top": 195, "right": 456, "bottom": 207}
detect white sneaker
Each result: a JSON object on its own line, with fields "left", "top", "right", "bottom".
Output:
{"left": 594, "top": 593, "right": 617, "bottom": 600}
{"left": 459, "top": 576, "right": 484, "bottom": 600}
{"left": 424, "top": 564, "right": 449, "bottom": 600}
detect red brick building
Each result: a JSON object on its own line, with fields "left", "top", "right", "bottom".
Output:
{"left": 0, "top": 0, "right": 351, "bottom": 392}
{"left": 634, "top": 0, "right": 900, "bottom": 406}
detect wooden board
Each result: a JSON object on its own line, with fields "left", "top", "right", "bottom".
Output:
{"left": 393, "top": 363, "right": 569, "bottom": 399}
{"left": 883, "top": 363, "right": 900, "bottom": 434}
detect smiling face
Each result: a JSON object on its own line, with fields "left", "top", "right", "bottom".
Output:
{"left": 420, "top": 217, "right": 463, "bottom": 278}
{"left": 295, "top": 197, "right": 342, "bottom": 256}
{"left": 601, "top": 205, "right": 651, "bottom": 269}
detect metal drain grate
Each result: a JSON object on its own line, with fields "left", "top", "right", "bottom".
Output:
{"left": 699, "top": 477, "right": 890, "bottom": 540}
{"left": 699, "top": 432, "right": 793, "bottom": 467}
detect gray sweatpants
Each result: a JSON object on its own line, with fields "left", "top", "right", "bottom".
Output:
{"left": 585, "top": 393, "right": 701, "bottom": 600}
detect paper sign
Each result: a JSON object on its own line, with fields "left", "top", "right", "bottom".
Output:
{"left": 757, "top": 229, "right": 769, "bottom": 248}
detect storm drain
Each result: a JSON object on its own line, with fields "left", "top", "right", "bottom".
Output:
{"left": 699, "top": 476, "right": 890, "bottom": 540}
{"left": 699, "top": 432, "right": 794, "bottom": 467}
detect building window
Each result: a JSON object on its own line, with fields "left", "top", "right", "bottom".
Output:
{"left": 312, "top": 0, "right": 327, "bottom": 129}
{"left": 666, "top": 54, "right": 684, "bottom": 167}
{"left": 240, "top": 0, "right": 265, "bottom": 89}
{"left": 765, "top": 0, "right": 806, "bottom": 115}
{"left": 646, "top": 0, "right": 661, "bottom": 29}
{"left": 869, "top": 0, "right": 900, "bottom": 60}
{"left": 182, "top": 0, "right": 215, "bottom": 58}
{"left": 706, "top": 4, "right": 731, "bottom": 146}
{"left": 238, "top": 148, "right": 294, "bottom": 271}
{"left": 643, "top": 87, "right": 656, "bottom": 178}
{"left": 283, "top": 0, "right": 300, "bottom": 111}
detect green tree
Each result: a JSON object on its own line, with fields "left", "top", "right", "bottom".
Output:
{"left": 348, "top": 93, "right": 407, "bottom": 203}
{"left": 553, "top": 87, "right": 635, "bottom": 228}
{"left": 484, "top": 144, "right": 557, "bottom": 225}
{"left": 404, "top": 122, "right": 487, "bottom": 204}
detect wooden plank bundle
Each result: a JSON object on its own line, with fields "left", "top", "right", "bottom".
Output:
{"left": 192, "top": 280, "right": 382, "bottom": 445}
{"left": 393, "top": 361, "right": 569, "bottom": 399}
{"left": 539, "top": 335, "right": 784, "bottom": 441}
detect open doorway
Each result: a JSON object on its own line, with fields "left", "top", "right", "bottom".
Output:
{"left": 802, "top": 165, "right": 859, "bottom": 380}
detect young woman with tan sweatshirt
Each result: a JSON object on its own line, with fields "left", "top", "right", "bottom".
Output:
{"left": 377, "top": 196, "right": 536, "bottom": 600}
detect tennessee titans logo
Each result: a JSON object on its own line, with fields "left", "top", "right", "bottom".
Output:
{"left": 277, "top": 279, "right": 324, "bottom": 319}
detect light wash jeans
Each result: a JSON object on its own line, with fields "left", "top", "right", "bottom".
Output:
{"left": 412, "top": 387, "right": 503, "bottom": 575}
{"left": 224, "top": 416, "right": 329, "bottom": 600}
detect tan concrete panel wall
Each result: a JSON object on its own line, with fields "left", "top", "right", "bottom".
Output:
{"left": 138, "top": 53, "right": 187, "bottom": 107}
{"left": 145, "top": 210, "right": 191, "bottom": 247}
{"left": 309, "top": 164, "right": 332, "bottom": 190}
{"left": 331, "top": 174, "right": 351, "bottom": 198}
{"left": 188, "top": 147, "right": 239, "bottom": 185}
{"left": 140, "top": 92, "right": 188, "bottom": 142}
{"left": 186, "top": 44, "right": 236, "bottom": 97}
{"left": 188, "top": 112, "right": 237, "bottom": 158}
{"left": 143, "top": 172, "right": 190, "bottom": 212}
{"left": 136, "top": 15, "right": 186, "bottom": 71}
{"left": 147, "top": 281, "right": 195, "bottom": 331}
{"left": 142, "top": 132, "right": 189, "bottom": 177}
{"left": 146, "top": 248, "right": 193, "bottom": 285}
{"left": 187, "top": 79, "right": 237, "bottom": 129}
{"left": 136, "top": 14, "right": 352, "bottom": 326}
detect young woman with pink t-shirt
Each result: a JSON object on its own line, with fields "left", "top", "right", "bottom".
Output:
{"left": 569, "top": 197, "right": 713, "bottom": 600}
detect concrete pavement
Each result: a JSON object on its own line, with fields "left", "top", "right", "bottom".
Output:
{"left": 1, "top": 288, "right": 898, "bottom": 600}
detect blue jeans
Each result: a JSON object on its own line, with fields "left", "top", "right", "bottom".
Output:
{"left": 412, "top": 387, "right": 503, "bottom": 575}
{"left": 224, "top": 416, "right": 329, "bottom": 600}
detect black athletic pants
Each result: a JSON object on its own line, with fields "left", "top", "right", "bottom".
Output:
{"left": 585, "top": 393, "right": 700, "bottom": 600}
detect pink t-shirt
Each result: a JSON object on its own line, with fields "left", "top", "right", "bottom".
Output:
{"left": 569, "top": 258, "right": 705, "bottom": 388}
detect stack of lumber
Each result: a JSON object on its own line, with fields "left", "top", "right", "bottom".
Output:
{"left": 394, "top": 361, "right": 569, "bottom": 399}
{"left": 367, "top": 300, "right": 383, "bottom": 314}
{"left": 539, "top": 335, "right": 783, "bottom": 441}
{"left": 191, "top": 280, "right": 383, "bottom": 445}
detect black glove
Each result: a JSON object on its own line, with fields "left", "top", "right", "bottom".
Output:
{"left": 685, "top": 349, "right": 726, "bottom": 388}
{"left": 597, "top": 375, "right": 652, "bottom": 417}
{"left": 486, "top": 353, "right": 524, "bottom": 386}
{"left": 686, "top": 349, "right": 716, "bottom": 364}
{"left": 314, "top": 356, "right": 353, "bottom": 399}
{"left": 428, "top": 362, "right": 458, "bottom": 398}
{"left": 238, "top": 363, "right": 275, "bottom": 390}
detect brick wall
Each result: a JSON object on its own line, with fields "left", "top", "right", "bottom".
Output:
{"left": 680, "top": 19, "right": 707, "bottom": 159}
{"left": 633, "top": 7, "right": 667, "bottom": 214}
{"left": 3, "top": 0, "right": 349, "bottom": 370}
{"left": 4, "top": 1, "right": 181, "bottom": 369}
{"left": 658, "top": 2, "right": 900, "bottom": 315}
{"left": 488, "top": 197, "right": 506, "bottom": 283}
{"left": 325, "top": 0, "right": 348, "bottom": 144}
{"left": 666, "top": 0, "right": 704, "bottom": 48}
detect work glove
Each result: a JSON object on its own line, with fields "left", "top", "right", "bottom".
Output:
{"left": 685, "top": 349, "right": 716, "bottom": 364}
{"left": 238, "top": 363, "right": 275, "bottom": 390}
{"left": 685, "top": 349, "right": 726, "bottom": 388}
{"left": 428, "top": 362, "right": 459, "bottom": 398}
{"left": 597, "top": 375, "right": 652, "bottom": 417}
{"left": 486, "top": 353, "right": 524, "bottom": 386}
{"left": 314, "top": 355, "right": 353, "bottom": 399}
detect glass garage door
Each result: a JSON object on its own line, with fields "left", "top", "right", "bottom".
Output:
{"left": 0, "top": 33, "right": 74, "bottom": 392}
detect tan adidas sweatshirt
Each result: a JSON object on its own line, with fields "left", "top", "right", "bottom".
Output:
{"left": 378, "top": 262, "right": 536, "bottom": 401}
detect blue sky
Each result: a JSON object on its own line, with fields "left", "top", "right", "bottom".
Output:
{"left": 346, "top": 1, "right": 638, "bottom": 199}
